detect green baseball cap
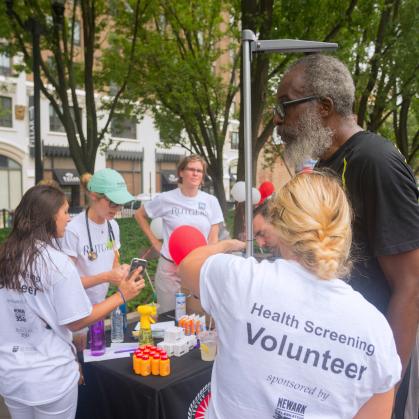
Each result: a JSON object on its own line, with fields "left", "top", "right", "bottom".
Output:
{"left": 87, "top": 168, "right": 134, "bottom": 205}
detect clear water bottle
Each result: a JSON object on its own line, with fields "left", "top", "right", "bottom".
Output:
{"left": 111, "top": 305, "right": 124, "bottom": 343}
{"left": 120, "top": 303, "right": 128, "bottom": 332}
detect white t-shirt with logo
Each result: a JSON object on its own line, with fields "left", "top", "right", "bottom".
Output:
{"left": 0, "top": 245, "right": 92, "bottom": 405}
{"left": 200, "top": 255, "right": 401, "bottom": 419}
{"left": 144, "top": 188, "right": 224, "bottom": 260}
{"left": 60, "top": 211, "right": 121, "bottom": 304}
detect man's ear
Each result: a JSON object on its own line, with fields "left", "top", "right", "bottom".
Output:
{"left": 318, "top": 97, "right": 334, "bottom": 117}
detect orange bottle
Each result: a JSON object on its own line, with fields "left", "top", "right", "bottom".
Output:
{"left": 151, "top": 354, "right": 160, "bottom": 376}
{"left": 140, "top": 355, "right": 151, "bottom": 376}
{"left": 159, "top": 354, "right": 170, "bottom": 376}
{"left": 133, "top": 353, "right": 141, "bottom": 374}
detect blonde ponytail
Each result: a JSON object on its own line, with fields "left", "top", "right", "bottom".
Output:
{"left": 80, "top": 172, "right": 93, "bottom": 191}
{"left": 269, "top": 171, "right": 352, "bottom": 280}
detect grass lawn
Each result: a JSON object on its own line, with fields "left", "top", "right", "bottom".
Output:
{"left": 0, "top": 209, "right": 236, "bottom": 312}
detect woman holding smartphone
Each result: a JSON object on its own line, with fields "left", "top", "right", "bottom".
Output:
{"left": 0, "top": 184, "right": 144, "bottom": 419}
{"left": 60, "top": 168, "right": 134, "bottom": 350}
{"left": 135, "top": 154, "right": 224, "bottom": 313}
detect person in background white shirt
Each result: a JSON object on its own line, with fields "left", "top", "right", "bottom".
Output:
{"left": 0, "top": 185, "right": 144, "bottom": 419}
{"left": 179, "top": 171, "right": 401, "bottom": 419}
{"left": 60, "top": 168, "right": 135, "bottom": 351}
{"left": 135, "top": 154, "right": 224, "bottom": 313}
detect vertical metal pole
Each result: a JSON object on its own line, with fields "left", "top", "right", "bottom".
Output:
{"left": 31, "top": 18, "right": 43, "bottom": 184}
{"left": 149, "top": 171, "right": 152, "bottom": 198}
{"left": 242, "top": 30, "right": 256, "bottom": 257}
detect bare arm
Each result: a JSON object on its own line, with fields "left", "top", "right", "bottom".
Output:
{"left": 178, "top": 239, "right": 246, "bottom": 296}
{"left": 207, "top": 224, "right": 220, "bottom": 245}
{"left": 354, "top": 388, "right": 395, "bottom": 419}
{"left": 65, "top": 268, "right": 145, "bottom": 332}
{"left": 378, "top": 248, "right": 419, "bottom": 377}
{"left": 69, "top": 256, "right": 129, "bottom": 288}
{"left": 135, "top": 206, "right": 162, "bottom": 252}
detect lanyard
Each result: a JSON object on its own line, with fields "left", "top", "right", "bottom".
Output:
{"left": 85, "top": 208, "right": 118, "bottom": 262}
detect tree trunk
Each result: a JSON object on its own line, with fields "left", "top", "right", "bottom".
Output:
{"left": 395, "top": 94, "right": 411, "bottom": 160}
{"left": 357, "top": 0, "right": 393, "bottom": 127}
{"left": 207, "top": 163, "right": 227, "bottom": 219}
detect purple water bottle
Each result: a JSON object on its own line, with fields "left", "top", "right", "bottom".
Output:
{"left": 89, "top": 320, "right": 106, "bottom": 356}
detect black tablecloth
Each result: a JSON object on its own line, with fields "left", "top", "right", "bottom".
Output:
{"left": 76, "top": 312, "right": 213, "bottom": 419}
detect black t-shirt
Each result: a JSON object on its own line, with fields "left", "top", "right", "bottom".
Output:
{"left": 317, "top": 131, "right": 419, "bottom": 313}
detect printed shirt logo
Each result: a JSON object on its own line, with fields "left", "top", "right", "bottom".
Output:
{"left": 188, "top": 382, "right": 211, "bottom": 419}
{"left": 14, "top": 308, "right": 26, "bottom": 322}
{"left": 168, "top": 174, "right": 178, "bottom": 183}
{"left": 273, "top": 396, "right": 307, "bottom": 419}
{"left": 198, "top": 202, "right": 206, "bottom": 210}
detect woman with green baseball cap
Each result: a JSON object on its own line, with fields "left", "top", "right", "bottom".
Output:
{"left": 60, "top": 168, "right": 135, "bottom": 351}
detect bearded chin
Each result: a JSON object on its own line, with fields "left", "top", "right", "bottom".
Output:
{"left": 282, "top": 110, "right": 333, "bottom": 170}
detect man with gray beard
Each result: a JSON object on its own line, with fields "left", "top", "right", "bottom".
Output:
{"left": 274, "top": 54, "right": 419, "bottom": 419}
{"left": 281, "top": 105, "right": 333, "bottom": 169}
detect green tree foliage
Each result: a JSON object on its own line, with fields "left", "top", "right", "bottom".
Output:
{"left": 232, "top": 0, "right": 418, "bottom": 234}
{"left": 125, "top": 0, "right": 241, "bottom": 215}
{"left": 244, "top": 0, "right": 418, "bottom": 175}
{"left": 1, "top": 0, "right": 152, "bottom": 175}
{"left": 349, "top": 0, "right": 418, "bottom": 171}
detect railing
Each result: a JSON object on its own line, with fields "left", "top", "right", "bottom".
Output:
{"left": 0, "top": 205, "right": 136, "bottom": 229}
{"left": 68, "top": 207, "right": 136, "bottom": 219}
{"left": 0, "top": 209, "right": 14, "bottom": 229}
{"left": 117, "top": 208, "right": 136, "bottom": 218}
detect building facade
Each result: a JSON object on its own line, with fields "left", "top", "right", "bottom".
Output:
{"left": 0, "top": 56, "right": 239, "bottom": 212}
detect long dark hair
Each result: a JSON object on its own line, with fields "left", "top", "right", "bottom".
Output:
{"left": 0, "top": 185, "right": 66, "bottom": 291}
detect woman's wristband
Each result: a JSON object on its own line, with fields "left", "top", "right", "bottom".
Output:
{"left": 117, "top": 289, "right": 126, "bottom": 305}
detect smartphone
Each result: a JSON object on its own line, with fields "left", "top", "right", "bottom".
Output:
{"left": 129, "top": 258, "right": 148, "bottom": 274}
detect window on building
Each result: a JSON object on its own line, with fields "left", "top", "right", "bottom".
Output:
{"left": 0, "top": 155, "right": 22, "bottom": 210}
{"left": 47, "top": 56, "right": 56, "bottom": 72}
{"left": 197, "top": 31, "right": 204, "bottom": 46}
{"left": 231, "top": 131, "right": 239, "bottom": 150}
{"left": 230, "top": 101, "right": 237, "bottom": 118}
{"left": 111, "top": 115, "right": 137, "bottom": 139}
{"left": 109, "top": 82, "right": 119, "bottom": 96}
{"left": 0, "top": 96, "right": 13, "bottom": 128}
{"left": 0, "top": 53, "right": 11, "bottom": 77}
{"left": 158, "top": 14, "right": 167, "bottom": 33}
{"left": 73, "top": 21, "right": 81, "bottom": 46}
{"left": 49, "top": 105, "right": 82, "bottom": 133}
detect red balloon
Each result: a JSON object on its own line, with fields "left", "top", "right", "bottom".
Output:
{"left": 168, "top": 225, "right": 207, "bottom": 265}
{"left": 258, "top": 181, "right": 275, "bottom": 204}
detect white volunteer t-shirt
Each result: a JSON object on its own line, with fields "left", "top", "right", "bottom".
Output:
{"left": 0, "top": 244, "right": 92, "bottom": 405}
{"left": 200, "top": 255, "right": 401, "bottom": 419}
{"left": 144, "top": 188, "right": 224, "bottom": 260}
{"left": 60, "top": 211, "right": 121, "bottom": 304}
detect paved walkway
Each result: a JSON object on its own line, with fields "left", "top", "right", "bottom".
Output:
{"left": 0, "top": 397, "right": 10, "bottom": 419}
